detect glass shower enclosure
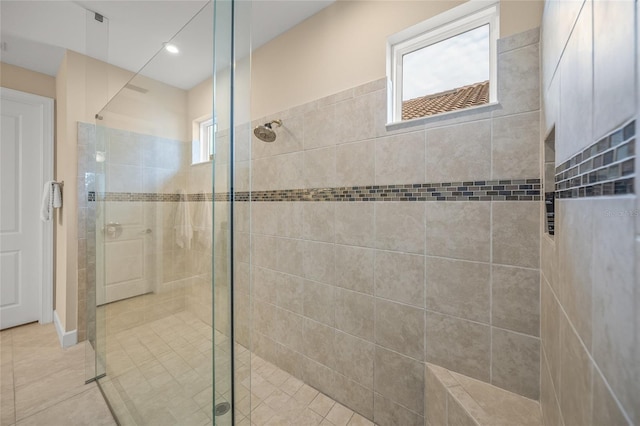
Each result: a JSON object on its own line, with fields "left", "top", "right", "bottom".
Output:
{"left": 85, "top": 1, "right": 252, "bottom": 424}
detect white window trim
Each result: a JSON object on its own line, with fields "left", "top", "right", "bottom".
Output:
{"left": 192, "top": 115, "right": 215, "bottom": 165}
{"left": 386, "top": 0, "right": 500, "bottom": 125}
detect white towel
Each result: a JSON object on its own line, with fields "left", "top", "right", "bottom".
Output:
{"left": 193, "top": 194, "right": 212, "bottom": 249}
{"left": 40, "top": 181, "right": 62, "bottom": 222}
{"left": 174, "top": 190, "right": 193, "bottom": 249}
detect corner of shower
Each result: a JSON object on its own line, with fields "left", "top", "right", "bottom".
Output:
{"left": 83, "top": 1, "right": 252, "bottom": 424}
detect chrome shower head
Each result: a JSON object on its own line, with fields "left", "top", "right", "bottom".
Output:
{"left": 254, "top": 119, "right": 282, "bottom": 142}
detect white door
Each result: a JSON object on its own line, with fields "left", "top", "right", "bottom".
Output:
{"left": 100, "top": 202, "right": 151, "bottom": 305}
{"left": 0, "top": 88, "right": 54, "bottom": 330}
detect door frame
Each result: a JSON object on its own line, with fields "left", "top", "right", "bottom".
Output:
{"left": 1, "top": 87, "right": 54, "bottom": 325}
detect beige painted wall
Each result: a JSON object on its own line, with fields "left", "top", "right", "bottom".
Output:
{"left": 103, "top": 73, "right": 189, "bottom": 141}
{"left": 0, "top": 62, "right": 56, "bottom": 99}
{"left": 187, "top": 1, "right": 544, "bottom": 125}
{"left": 55, "top": 50, "right": 188, "bottom": 333}
{"left": 252, "top": 0, "right": 544, "bottom": 118}
{"left": 188, "top": 76, "right": 214, "bottom": 139}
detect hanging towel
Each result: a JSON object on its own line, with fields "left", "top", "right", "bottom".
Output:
{"left": 174, "top": 189, "right": 193, "bottom": 249}
{"left": 40, "top": 181, "right": 62, "bottom": 222}
{"left": 193, "top": 193, "right": 212, "bottom": 249}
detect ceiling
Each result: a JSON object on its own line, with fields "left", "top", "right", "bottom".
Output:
{"left": 0, "top": 0, "right": 334, "bottom": 90}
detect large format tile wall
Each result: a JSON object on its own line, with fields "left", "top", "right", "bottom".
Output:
{"left": 78, "top": 123, "right": 197, "bottom": 340}
{"left": 239, "top": 28, "right": 542, "bottom": 425}
{"left": 540, "top": 1, "right": 638, "bottom": 426}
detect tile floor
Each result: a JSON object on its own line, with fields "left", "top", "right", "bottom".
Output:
{"left": 1, "top": 309, "right": 372, "bottom": 425}
{"left": 98, "top": 310, "right": 374, "bottom": 425}
{"left": 0, "top": 322, "right": 115, "bottom": 426}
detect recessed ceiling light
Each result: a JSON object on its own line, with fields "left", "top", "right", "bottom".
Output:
{"left": 164, "top": 43, "right": 179, "bottom": 54}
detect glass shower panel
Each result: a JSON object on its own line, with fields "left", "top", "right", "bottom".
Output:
{"left": 84, "top": 1, "right": 252, "bottom": 424}
{"left": 84, "top": 6, "right": 109, "bottom": 384}
{"left": 210, "top": 0, "right": 253, "bottom": 423}
{"left": 230, "top": 0, "right": 253, "bottom": 423}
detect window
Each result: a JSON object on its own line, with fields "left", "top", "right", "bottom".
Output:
{"left": 192, "top": 116, "right": 215, "bottom": 164}
{"left": 387, "top": 1, "right": 499, "bottom": 123}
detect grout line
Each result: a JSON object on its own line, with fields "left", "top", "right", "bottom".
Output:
{"left": 489, "top": 198, "right": 494, "bottom": 384}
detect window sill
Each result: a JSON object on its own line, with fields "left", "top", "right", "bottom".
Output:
{"left": 191, "top": 160, "right": 212, "bottom": 167}
{"left": 386, "top": 101, "right": 501, "bottom": 131}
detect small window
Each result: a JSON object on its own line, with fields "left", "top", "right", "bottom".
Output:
{"left": 192, "top": 116, "right": 215, "bottom": 164}
{"left": 387, "top": 1, "right": 499, "bottom": 123}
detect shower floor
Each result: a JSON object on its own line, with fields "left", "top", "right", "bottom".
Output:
{"left": 97, "top": 309, "right": 372, "bottom": 426}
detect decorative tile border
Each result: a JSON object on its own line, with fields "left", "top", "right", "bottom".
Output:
{"left": 555, "top": 120, "right": 635, "bottom": 198}
{"left": 89, "top": 178, "right": 541, "bottom": 203}
{"left": 238, "top": 179, "right": 541, "bottom": 202}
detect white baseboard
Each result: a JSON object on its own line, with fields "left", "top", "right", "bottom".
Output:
{"left": 53, "top": 310, "right": 77, "bottom": 348}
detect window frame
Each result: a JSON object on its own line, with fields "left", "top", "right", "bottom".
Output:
{"left": 387, "top": 0, "right": 500, "bottom": 124}
{"left": 192, "top": 116, "right": 216, "bottom": 165}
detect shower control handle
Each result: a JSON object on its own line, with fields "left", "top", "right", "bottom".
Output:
{"left": 140, "top": 228, "right": 152, "bottom": 235}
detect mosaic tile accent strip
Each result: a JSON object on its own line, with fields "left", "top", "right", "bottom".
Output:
{"left": 89, "top": 178, "right": 541, "bottom": 203}
{"left": 238, "top": 179, "right": 541, "bottom": 202}
{"left": 555, "top": 120, "right": 635, "bottom": 198}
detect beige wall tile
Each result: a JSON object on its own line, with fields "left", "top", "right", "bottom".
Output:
{"left": 498, "top": 27, "right": 540, "bottom": 53}
{"left": 426, "top": 257, "right": 490, "bottom": 324}
{"left": 335, "top": 203, "right": 375, "bottom": 248}
{"left": 492, "top": 202, "right": 540, "bottom": 268}
{"left": 557, "top": 200, "right": 593, "bottom": 348}
{"left": 592, "top": 366, "right": 631, "bottom": 426}
{"left": 491, "top": 328, "right": 540, "bottom": 399}
{"left": 494, "top": 43, "right": 540, "bottom": 117}
{"left": 375, "top": 299, "right": 425, "bottom": 361}
{"left": 335, "top": 245, "right": 375, "bottom": 295}
{"left": 336, "top": 140, "right": 375, "bottom": 187}
{"left": 492, "top": 265, "right": 540, "bottom": 336}
{"left": 557, "top": 3, "right": 592, "bottom": 162}
{"left": 374, "top": 346, "right": 424, "bottom": 415}
{"left": 374, "top": 251, "right": 425, "bottom": 308}
{"left": 253, "top": 267, "right": 279, "bottom": 305}
{"left": 276, "top": 237, "right": 304, "bottom": 277}
{"left": 426, "top": 312, "right": 490, "bottom": 382}
{"left": 425, "top": 202, "right": 491, "bottom": 262}
{"left": 335, "top": 288, "right": 374, "bottom": 342}
{"left": 375, "top": 131, "right": 425, "bottom": 185}
{"left": 277, "top": 273, "right": 304, "bottom": 315}
{"left": 334, "top": 331, "right": 374, "bottom": 389}
{"left": 593, "top": 0, "right": 636, "bottom": 140}
{"left": 334, "top": 373, "right": 374, "bottom": 421}
{"left": 373, "top": 393, "right": 423, "bottom": 426}
{"left": 335, "top": 91, "right": 378, "bottom": 145}
{"left": 303, "top": 319, "right": 335, "bottom": 369}
{"left": 277, "top": 202, "right": 304, "bottom": 239}
{"left": 304, "top": 147, "right": 336, "bottom": 189}
{"left": 303, "top": 241, "right": 335, "bottom": 285}
{"left": 276, "top": 344, "right": 304, "bottom": 381}
{"left": 305, "top": 104, "right": 337, "bottom": 150}
{"left": 447, "top": 392, "right": 479, "bottom": 426}
{"left": 303, "top": 202, "right": 335, "bottom": 243}
{"left": 541, "top": 351, "right": 564, "bottom": 426}
{"left": 559, "top": 313, "right": 592, "bottom": 426}
{"left": 425, "top": 367, "right": 447, "bottom": 426}
{"left": 303, "top": 280, "right": 335, "bottom": 327}
{"left": 425, "top": 120, "right": 491, "bottom": 183}
{"left": 275, "top": 308, "right": 304, "bottom": 353}
{"left": 253, "top": 300, "right": 277, "bottom": 338}
{"left": 591, "top": 199, "right": 638, "bottom": 423}
{"left": 251, "top": 202, "right": 280, "bottom": 236}
{"left": 492, "top": 111, "right": 540, "bottom": 179}
{"left": 302, "top": 356, "right": 335, "bottom": 399}
{"left": 375, "top": 202, "right": 425, "bottom": 254}
{"left": 541, "top": 279, "right": 561, "bottom": 389}
{"left": 252, "top": 234, "right": 278, "bottom": 270}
